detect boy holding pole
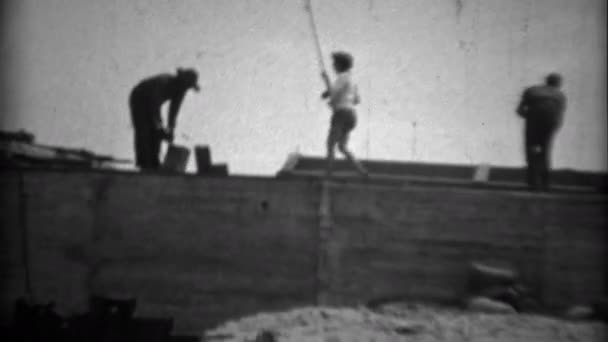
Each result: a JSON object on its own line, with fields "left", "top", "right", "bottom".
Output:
{"left": 321, "top": 52, "right": 369, "bottom": 179}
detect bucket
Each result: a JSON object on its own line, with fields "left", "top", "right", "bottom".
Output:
{"left": 208, "top": 163, "right": 229, "bottom": 176}
{"left": 162, "top": 144, "right": 190, "bottom": 172}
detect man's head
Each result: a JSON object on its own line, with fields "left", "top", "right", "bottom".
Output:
{"left": 176, "top": 68, "right": 200, "bottom": 92}
{"left": 545, "top": 73, "right": 563, "bottom": 88}
{"left": 331, "top": 51, "right": 353, "bottom": 73}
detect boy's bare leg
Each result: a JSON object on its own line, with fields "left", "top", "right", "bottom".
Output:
{"left": 337, "top": 135, "right": 368, "bottom": 178}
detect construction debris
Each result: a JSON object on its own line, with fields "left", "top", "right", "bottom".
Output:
{"left": 564, "top": 306, "right": 595, "bottom": 321}
{"left": 1, "top": 130, "right": 131, "bottom": 169}
{"left": 204, "top": 303, "right": 606, "bottom": 342}
{"left": 204, "top": 306, "right": 426, "bottom": 341}
{"left": 466, "top": 296, "right": 517, "bottom": 314}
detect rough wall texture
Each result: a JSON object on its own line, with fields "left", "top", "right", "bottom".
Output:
{"left": 1, "top": 170, "right": 606, "bottom": 334}
{"left": 327, "top": 184, "right": 607, "bottom": 308}
{"left": 0, "top": 171, "right": 320, "bottom": 333}
{"left": 0, "top": 172, "right": 25, "bottom": 318}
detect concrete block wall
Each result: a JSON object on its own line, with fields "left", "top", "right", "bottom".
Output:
{"left": 326, "top": 184, "right": 607, "bottom": 309}
{"left": 1, "top": 170, "right": 606, "bottom": 334}
{"left": 0, "top": 171, "right": 320, "bottom": 333}
{"left": 0, "top": 173, "right": 26, "bottom": 320}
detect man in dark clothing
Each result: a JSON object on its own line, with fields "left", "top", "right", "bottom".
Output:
{"left": 516, "top": 73, "right": 566, "bottom": 191}
{"left": 129, "top": 68, "right": 200, "bottom": 170}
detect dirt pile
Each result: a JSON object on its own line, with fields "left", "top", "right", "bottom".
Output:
{"left": 204, "top": 303, "right": 606, "bottom": 342}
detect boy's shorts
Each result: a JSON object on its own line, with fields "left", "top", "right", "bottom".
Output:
{"left": 330, "top": 108, "right": 357, "bottom": 134}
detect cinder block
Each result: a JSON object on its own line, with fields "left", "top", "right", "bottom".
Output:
{"left": 472, "top": 164, "right": 491, "bottom": 183}
{"left": 194, "top": 145, "right": 212, "bottom": 174}
{"left": 208, "top": 164, "right": 228, "bottom": 176}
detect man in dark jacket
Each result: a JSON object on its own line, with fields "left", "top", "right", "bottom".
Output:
{"left": 516, "top": 73, "right": 566, "bottom": 191}
{"left": 129, "top": 68, "right": 200, "bottom": 170}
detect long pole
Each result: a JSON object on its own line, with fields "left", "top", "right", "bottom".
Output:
{"left": 304, "top": 0, "right": 327, "bottom": 75}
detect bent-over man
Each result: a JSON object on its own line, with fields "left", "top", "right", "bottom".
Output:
{"left": 129, "top": 68, "right": 200, "bottom": 170}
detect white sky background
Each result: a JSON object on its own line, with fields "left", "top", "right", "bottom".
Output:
{"left": 1, "top": 0, "right": 606, "bottom": 175}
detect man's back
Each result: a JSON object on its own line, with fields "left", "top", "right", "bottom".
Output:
{"left": 522, "top": 85, "right": 566, "bottom": 118}
{"left": 517, "top": 73, "right": 566, "bottom": 191}
{"left": 131, "top": 74, "right": 174, "bottom": 109}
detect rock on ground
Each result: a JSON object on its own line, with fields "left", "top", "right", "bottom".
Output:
{"left": 466, "top": 296, "right": 517, "bottom": 314}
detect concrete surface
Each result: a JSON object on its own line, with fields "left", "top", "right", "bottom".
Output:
{"left": 1, "top": 169, "right": 606, "bottom": 335}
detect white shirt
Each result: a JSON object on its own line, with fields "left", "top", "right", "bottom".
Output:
{"left": 328, "top": 72, "right": 360, "bottom": 111}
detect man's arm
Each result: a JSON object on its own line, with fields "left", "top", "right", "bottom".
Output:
{"left": 556, "top": 93, "right": 567, "bottom": 128}
{"left": 320, "top": 71, "right": 332, "bottom": 99}
{"left": 516, "top": 89, "right": 529, "bottom": 118}
{"left": 152, "top": 116, "right": 163, "bottom": 131}
{"left": 167, "top": 92, "right": 186, "bottom": 132}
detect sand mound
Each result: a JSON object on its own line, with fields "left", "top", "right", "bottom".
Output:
{"left": 204, "top": 303, "right": 606, "bottom": 342}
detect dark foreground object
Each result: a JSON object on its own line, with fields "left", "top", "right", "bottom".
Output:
{"left": 3, "top": 296, "right": 199, "bottom": 342}
{"left": 592, "top": 297, "right": 608, "bottom": 323}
